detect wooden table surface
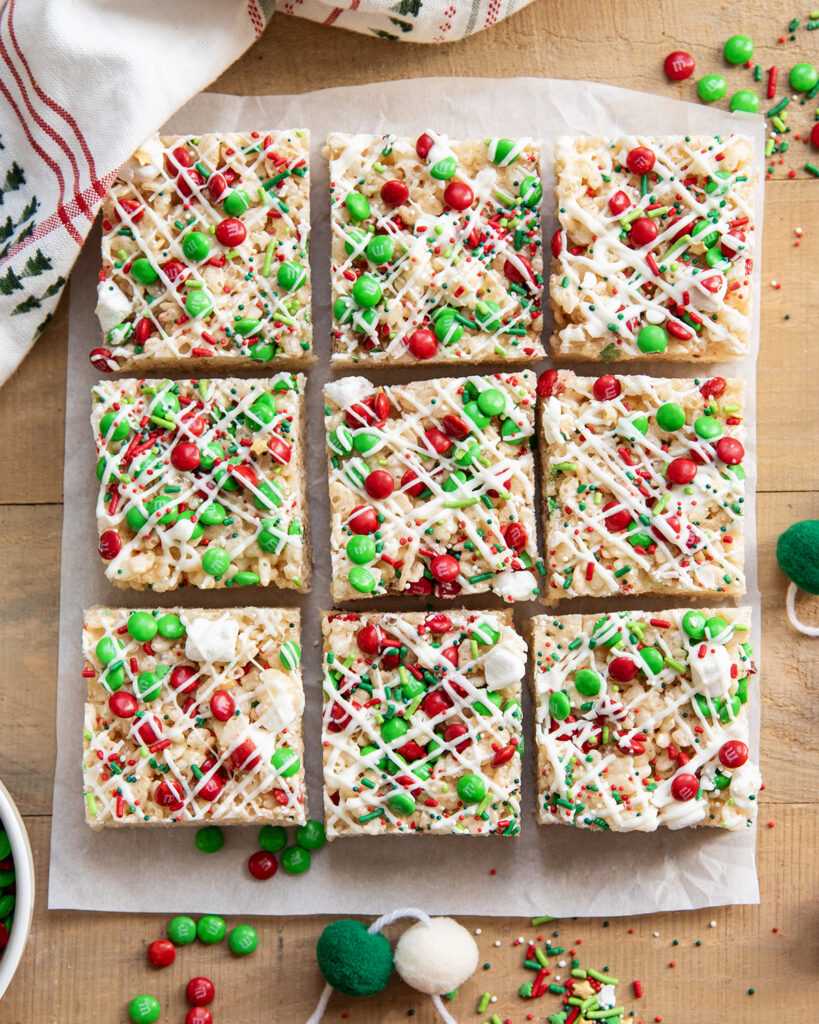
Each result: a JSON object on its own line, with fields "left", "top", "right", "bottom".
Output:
{"left": 1, "top": 2, "right": 817, "bottom": 1021}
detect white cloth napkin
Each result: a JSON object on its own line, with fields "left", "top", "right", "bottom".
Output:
{"left": 0, "top": 0, "right": 533, "bottom": 385}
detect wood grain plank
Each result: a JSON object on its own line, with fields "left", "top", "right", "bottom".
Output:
{"left": 3, "top": 803, "right": 815, "bottom": 1022}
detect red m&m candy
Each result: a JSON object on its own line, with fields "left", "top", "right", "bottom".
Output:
{"left": 109, "top": 692, "right": 138, "bottom": 718}
{"left": 248, "top": 850, "right": 278, "bottom": 880}
{"left": 626, "top": 147, "right": 656, "bottom": 175}
{"left": 407, "top": 328, "right": 438, "bottom": 360}
{"left": 444, "top": 180, "right": 474, "bottom": 211}
{"left": 215, "top": 217, "right": 246, "bottom": 247}
{"left": 424, "top": 613, "right": 452, "bottom": 633}
{"left": 171, "top": 443, "right": 201, "bottom": 472}
{"left": 719, "top": 740, "right": 749, "bottom": 768}
{"left": 171, "top": 665, "right": 198, "bottom": 693}
{"left": 186, "top": 1009, "right": 213, "bottom": 1024}
{"left": 357, "top": 623, "right": 385, "bottom": 655}
{"left": 415, "top": 133, "right": 434, "bottom": 159}
{"left": 90, "top": 347, "right": 116, "bottom": 373}
{"left": 147, "top": 939, "right": 176, "bottom": 969}
{"left": 429, "top": 554, "right": 460, "bottom": 583}
{"left": 185, "top": 977, "right": 215, "bottom": 1007}
{"left": 210, "top": 690, "right": 235, "bottom": 722}
{"left": 98, "top": 530, "right": 122, "bottom": 560}
{"left": 670, "top": 773, "right": 699, "bottom": 801}
{"left": 608, "top": 190, "right": 630, "bottom": 215}
{"left": 666, "top": 457, "right": 697, "bottom": 485}
{"left": 608, "top": 656, "right": 638, "bottom": 682}
{"left": 629, "top": 217, "right": 658, "bottom": 247}
{"left": 381, "top": 179, "right": 409, "bottom": 206}
{"left": 155, "top": 779, "right": 184, "bottom": 810}
{"left": 664, "top": 50, "right": 695, "bottom": 81}
{"left": 504, "top": 523, "right": 528, "bottom": 550}
{"left": 365, "top": 470, "right": 394, "bottom": 500}
{"left": 716, "top": 437, "right": 744, "bottom": 465}
{"left": 424, "top": 427, "right": 452, "bottom": 455}
{"left": 536, "top": 369, "right": 558, "bottom": 398}
{"left": 401, "top": 469, "right": 425, "bottom": 497}
{"left": 603, "top": 500, "right": 631, "bottom": 533}
{"left": 593, "top": 374, "right": 621, "bottom": 401}
{"left": 348, "top": 505, "right": 378, "bottom": 534}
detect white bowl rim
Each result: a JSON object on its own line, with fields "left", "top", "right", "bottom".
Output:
{"left": 0, "top": 780, "right": 35, "bottom": 1001}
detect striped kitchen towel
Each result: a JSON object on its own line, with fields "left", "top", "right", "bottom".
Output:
{"left": 0, "top": 0, "right": 533, "bottom": 385}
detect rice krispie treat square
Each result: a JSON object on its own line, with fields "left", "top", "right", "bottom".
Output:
{"left": 92, "top": 375, "right": 309, "bottom": 592}
{"left": 527, "top": 606, "right": 761, "bottom": 831}
{"left": 539, "top": 370, "right": 745, "bottom": 604}
{"left": 327, "top": 132, "right": 545, "bottom": 365}
{"left": 95, "top": 131, "right": 312, "bottom": 372}
{"left": 322, "top": 608, "right": 526, "bottom": 837}
{"left": 83, "top": 606, "right": 306, "bottom": 828}
{"left": 550, "top": 134, "right": 755, "bottom": 362}
{"left": 324, "top": 373, "right": 540, "bottom": 602}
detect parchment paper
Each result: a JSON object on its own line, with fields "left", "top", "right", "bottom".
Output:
{"left": 49, "top": 78, "right": 765, "bottom": 917}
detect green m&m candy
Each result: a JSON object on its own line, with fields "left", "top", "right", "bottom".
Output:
{"left": 656, "top": 402, "right": 686, "bottom": 432}
{"left": 463, "top": 401, "right": 491, "bottom": 431}
{"left": 471, "top": 619, "right": 501, "bottom": 645}
{"left": 697, "top": 73, "right": 727, "bottom": 103}
{"left": 637, "top": 324, "right": 668, "bottom": 354}
{"left": 432, "top": 307, "right": 464, "bottom": 345}
{"left": 348, "top": 566, "right": 376, "bottom": 593}
{"left": 131, "top": 258, "right": 158, "bottom": 286}
{"left": 730, "top": 90, "right": 759, "bottom": 114}
{"left": 352, "top": 274, "right": 382, "bottom": 308}
{"left": 549, "top": 691, "right": 571, "bottom": 720}
{"left": 353, "top": 431, "right": 380, "bottom": 454}
{"left": 694, "top": 415, "right": 722, "bottom": 440}
{"left": 277, "top": 260, "right": 306, "bottom": 291}
{"left": 724, "top": 34, "right": 753, "bottom": 64}
{"left": 519, "top": 175, "right": 542, "bottom": 207}
{"left": 501, "top": 418, "right": 526, "bottom": 444}
{"left": 328, "top": 424, "right": 354, "bottom": 456}
{"left": 198, "top": 501, "right": 226, "bottom": 525}
{"left": 259, "top": 824, "right": 287, "bottom": 852}
{"left": 229, "top": 925, "right": 258, "bottom": 956}
{"left": 429, "top": 155, "right": 457, "bottom": 180}
{"left": 245, "top": 402, "right": 275, "bottom": 431}
{"left": 474, "top": 299, "right": 502, "bottom": 332}
{"left": 381, "top": 717, "right": 408, "bottom": 743}
{"left": 185, "top": 289, "right": 213, "bottom": 319}
{"left": 705, "top": 616, "right": 731, "bottom": 640}
{"left": 128, "top": 611, "right": 157, "bottom": 642}
{"left": 250, "top": 343, "right": 276, "bottom": 362}
{"left": 136, "top": 670, "right": 163, "bottom": 702}
{"left": 454, "top": 441, "right": 480, "bottom": 467}
{"left": 704, "top": 170, "right": 733, "bottom": 196}
{"left": 96, "top": 636, "right": 122, "bottom": 664}
{"left": 639, "top": 646, "right": 664, "bottom": 676}
{"left": 790, "top": 62, "right": 818, "bottom": 92}
{"left": 157, "top": 613, "right": 185, "bottom": 639}
{"left": 388, "top": 792, "right": 415, "bottom": 816}
{"left": 443, "top": 470, "right": 467, "bottom": 492}
{"left": 347, "top": 534, "right": 376, "bottom": 564}
{"left": 167, "top": 915, "right": 197, "bottom": 945}
{"left": 271, "top": 747, "right": 300, "bottom": 777}
{"left": 365, "top": 234, "right": 394, "bottom": 264}
{"left": 234, "top": 317, "right": 261, "bottom": 337}
{"left": 100, "top": 412, "right": 130, "bottom": 442}
{"left": 281, "top": 846, "right": 311, "bottom": 874}
{"left": 706, "top": 246, "right": 730, "bottom": 269}
{"left": 223, "top": 189, "right": 251, "bottom": 216}
{"left": 254, "top": 480, "right": 284, "bottom": 510}
{"left": 352, "top": 307, "right": 378, "bottom": 333}
{"left": 198, "top": 442, "right": 224, "bottom": 472}
{"left": 344, "top": 226, "right": 369, "bottom": 255}
{"left": 128, "top": 995, "right": 161, "bottom": 1024}
{"left": 477, "top": 387, "right": 506, "bottom": 417}
{"left": 682, "top": 609, "right": 707, "bottom": 639}
{"left": 257, "top": 526, "right": 284, "bottom": 554}
{"left": 182, "top": 231, "right": 210, "bottom": 261}
{"left": 195, "top": 825, "right": 224, "bottom": 853}
{"left": 279, "top": 641, "right": 301, "bottom": 670}
{"left": 473, "top": 691, "right": 503, "bottom": 716}
{"left": 488, "top": 138, "right": 517, "bottom": 165}
{"left": 101, "top": 663, "right": 125, "bottom": 692}
{"left": 456, "top": 773, "right": 486, "bottom": 804}
{"left": 296, "top": 820, "right": 326, "bottom": 850}
{"left": 197, "top": 915, "right": 226, "bottom": 944}
{"left": 233, "top": 572, "right": 261, "bottom": 586}
{"left": 574, "top": 668, "right": 602, "bottom": 696}
{"left": 345, "top": 191, "right": 371, "bottom": 221}
{"left": 201, "top": 547, "right": 231, "bottom": 577}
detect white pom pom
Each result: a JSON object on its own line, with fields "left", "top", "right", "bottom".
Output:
{"left": 394, "top": 917, "right": 479, "bottom": 995}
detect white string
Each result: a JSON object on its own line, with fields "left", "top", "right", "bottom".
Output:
{"left": 786, "top": 581, "right": 819, "bottom": 636}
{"left": 306, "top": 908, "right": 458, "bottom": 1024}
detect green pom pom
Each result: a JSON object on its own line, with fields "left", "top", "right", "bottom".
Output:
{"left": 316, "top": 919, "right": 393, "bottom": 996}
{"left": 777, "top": 520, "right": 819, "bottom": 595}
